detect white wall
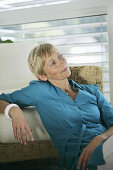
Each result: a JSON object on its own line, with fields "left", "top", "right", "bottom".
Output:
{"left": 0, "top": 42, "right": 37, "bottom": 90}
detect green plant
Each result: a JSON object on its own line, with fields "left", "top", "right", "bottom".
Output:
{"left": 0, "top": 38, "right": 13, "bottom": 43}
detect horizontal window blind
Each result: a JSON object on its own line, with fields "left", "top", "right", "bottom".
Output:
{"left": 0, "top": 0, "right": 74, "bottom": 12}
{"left": 0, "top": 14, "right": 110, "bottom": 101}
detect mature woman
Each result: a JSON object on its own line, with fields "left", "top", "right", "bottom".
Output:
{"left": 0, "top": 44, "right": 113, "bottom": 170}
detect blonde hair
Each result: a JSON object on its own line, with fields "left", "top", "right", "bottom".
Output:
{"left": 28, "top": 43, "right": 56, "bottom": 77}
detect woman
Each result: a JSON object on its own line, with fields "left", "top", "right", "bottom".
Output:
{"left": 0, "top": 43, "right": 113, "bottom": 170}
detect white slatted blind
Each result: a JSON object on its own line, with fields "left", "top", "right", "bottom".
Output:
{"left": 0, "top": 14, "right": 109, "bottom": 100}
{"left": 0, "top": 0, "right": 74, "bottom": 12}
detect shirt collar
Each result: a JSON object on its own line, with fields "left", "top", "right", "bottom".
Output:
{"left": 68, "top": 79, "right": 83, "bottom": 90}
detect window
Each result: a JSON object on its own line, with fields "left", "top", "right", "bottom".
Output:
{"left": 0, "top": 0, "right": 75, "bottom": 12}
{"left": 0, "top": 14, "right": 109, "bottom": 101}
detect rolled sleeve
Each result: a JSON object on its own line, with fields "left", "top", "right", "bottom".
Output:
{"left": 0, "top": 81, "right": 40, "bottom": 108}
{"left": 94, "top": 84, "right": 113, "bottom": 128}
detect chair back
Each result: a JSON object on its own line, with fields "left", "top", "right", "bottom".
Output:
{"left": 69, "top": 66, "right": 103, "bottom": 93}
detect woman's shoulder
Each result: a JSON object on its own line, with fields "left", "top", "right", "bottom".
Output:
{"left": 28, "top": 80, "right": 53, "bottom": 98}
{"left": 70, "top": 79, "right": 99, "bottom": 95}
{"left": 29, "top": 80, "right": 50, "bottom": 87}
{"left": 28, "top": 80, "right": 51, "bottom": 93}
{"left": 79, "top": 83, "right": 99, "bottom": 95}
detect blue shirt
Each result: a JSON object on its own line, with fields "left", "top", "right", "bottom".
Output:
{"left": 0, "top": 79, "right": 113, "bottom": 170}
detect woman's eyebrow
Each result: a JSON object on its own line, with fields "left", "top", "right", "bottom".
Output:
{"left": 48, "top": 53, "right": 60, "bottom": 63}
{"left": 57, "top": 52, "right": 60, "bottom": 56}
{"left": 48, "top": 58, "right": 54, "bottom": 63}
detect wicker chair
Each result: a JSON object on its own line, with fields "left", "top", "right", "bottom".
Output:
{"left": 0, "top": 65, "right": 103, "bottom": 163}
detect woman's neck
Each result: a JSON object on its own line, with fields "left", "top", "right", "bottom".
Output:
{"left": 48, "top": 79, "right": 79, "bottom": 100}
{"left": 48, "top": 79, "right": 71, "bottom": 91}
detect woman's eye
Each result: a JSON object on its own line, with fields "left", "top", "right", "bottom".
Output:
{"left": 50, "top": 61, "right": 56, "bottom": 66}
{"left": 58, "top": 54, "right": 63, "bottom": 59}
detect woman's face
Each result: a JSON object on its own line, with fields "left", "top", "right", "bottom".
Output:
{"left": 43, "top": 50, "right": 71, "bottom": 81}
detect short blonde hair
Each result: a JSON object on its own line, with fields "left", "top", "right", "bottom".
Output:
{"left": 28, "top": 43, "right": 56, "bottom": 77}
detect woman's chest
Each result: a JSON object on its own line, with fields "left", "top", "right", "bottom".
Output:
{"left": 67, "top": 89, "right": 79, "bottom": 101}
{"left": 37, "top": 90, "right": 100, "bottom": 122}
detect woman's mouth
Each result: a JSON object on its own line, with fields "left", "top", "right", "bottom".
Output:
{"left": 61, "top": 67, "right": 68, "bottom": 72}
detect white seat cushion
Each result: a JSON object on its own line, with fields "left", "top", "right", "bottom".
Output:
{"left": 0, "top": 107, "right": 51, "bottom": 143}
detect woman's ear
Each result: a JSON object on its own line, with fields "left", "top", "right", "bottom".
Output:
{"left": 37, "top": 74, "right": 48, "bottom": 81}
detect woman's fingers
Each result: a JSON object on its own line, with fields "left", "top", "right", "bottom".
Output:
{"left": 25, "top": 123, "right": 34, "bottom": 141}
{"left": 13, "top": 126, "right": 18, "bottom": 140}
{"left": 12, "top": 118, "right": 33, "bottom": 145}
{"left": 82, "top": 152, "right": 89, "bottom": 170}
{"left": 20, "top": 127, "right": 27, "bottom": 145}
{"left": 16, "top": 127, "right": 22, "bottom": 143}
{"left": 78, "top": 136, "right": 103, "bottom": 170}
{"left": 78, "top": 148, "right": 86, "bottom": 169}
{"left": 78, "top": 147, "right": 90, "bottom": 170}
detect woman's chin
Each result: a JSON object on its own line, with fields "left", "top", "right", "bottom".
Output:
{"left": 66, "top": 68, "right": 71, "bottom": 77}
{"left": 64, "top": 70, "right": 71, "bottom": 78}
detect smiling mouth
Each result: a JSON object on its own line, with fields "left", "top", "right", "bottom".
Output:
{"left": 61, "top": 67, "right": 68, "bottom": 72}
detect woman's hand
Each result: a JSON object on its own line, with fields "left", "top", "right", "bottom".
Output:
{"left": 9, "top": 107, "right": 33, "bottom": 145}
{"left": 77, "top": 135, "right": 104, "bottom": 170}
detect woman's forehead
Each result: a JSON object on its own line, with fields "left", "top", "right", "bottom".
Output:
{"left": 45, "top": 51, "right": 59, "bottom": 63}
{"left": 46, "top": 49, "right": 59, "bottom": 58}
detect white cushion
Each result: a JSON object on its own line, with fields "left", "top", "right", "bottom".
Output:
{"left": 0, "top": 89, "right": 51, "bottom": 143}
{"left": 0, "top": 107, "right": 51, "bottom": 143}
{"left": 0, "top": 89, "right": 18, "bottom": 94}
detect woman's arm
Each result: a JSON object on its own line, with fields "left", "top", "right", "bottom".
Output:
{"left": 76, "top": 85, "right": 113, "bottom": 170}
{"left": 0, "top": 99, "right": 9, "bottom": 113}
{"left": 0, "top": 99, "right": 33, "bottom": 145}
{"left": 0, "top": 82, "right": 42, "bottom": 145}
{"left": 77, "top": 85, "right": 113, "bottom": 170}
{"left": 77, "top": 126, "right": 113, "bottom": 170}
{"left": 100, "top": 126, "right": 113, "bottom": 140}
